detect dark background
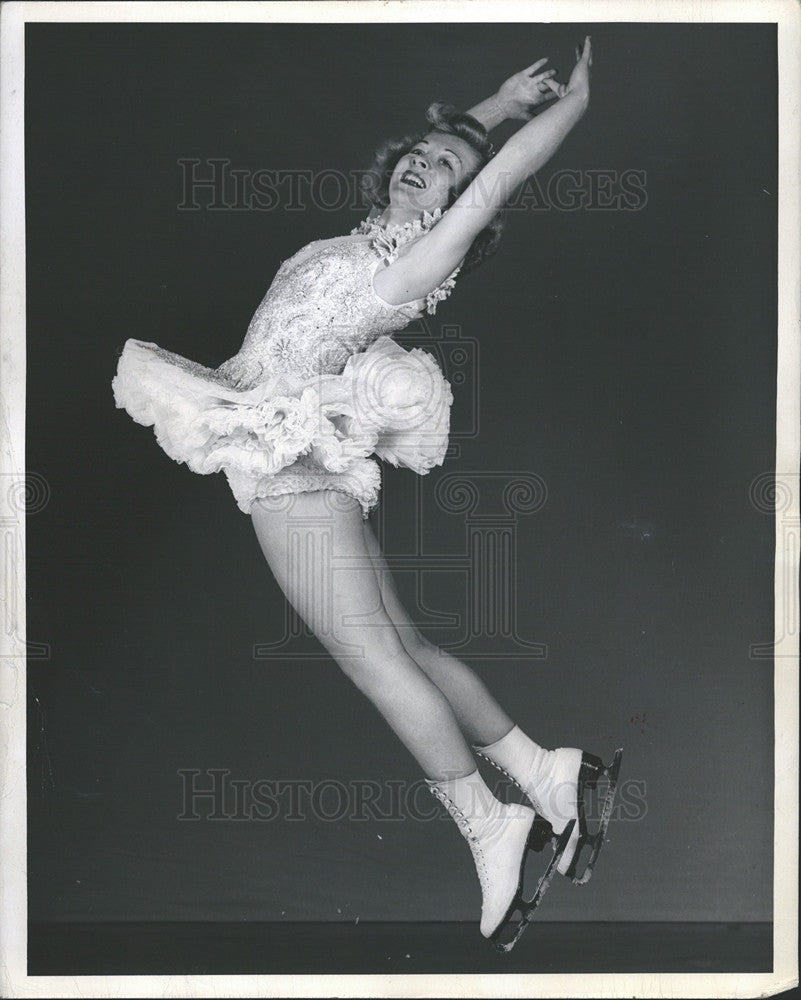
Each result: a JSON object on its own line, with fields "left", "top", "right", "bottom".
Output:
{"left": 26, "top": 21, "right": 775, "bottom": 926}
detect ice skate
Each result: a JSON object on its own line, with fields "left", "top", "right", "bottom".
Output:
{"left": 474, "top": 727, "right": 623, "bottom": 886}
{"left": 426, "top": 769, "right": 576, "bottom": 951}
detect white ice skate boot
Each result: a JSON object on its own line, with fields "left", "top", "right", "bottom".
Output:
{"left": 473, "top": 727, "right": 623, "bottom": 885}
{"left": 425, "top": 769, "right": 574, "bottom": 948}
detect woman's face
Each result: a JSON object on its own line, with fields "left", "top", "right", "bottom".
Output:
{"left": 388, "top": 131, "right": 482, "bottom": 214}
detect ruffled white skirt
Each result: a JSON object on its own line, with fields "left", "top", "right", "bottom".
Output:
{"left": 111, "top": 336, "right": 453, "bottom": 518}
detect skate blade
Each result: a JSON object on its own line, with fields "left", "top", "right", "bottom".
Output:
{"left": 571, "top": 748, "right": 623, "bottom": 886}
{"left": 490, "top": 819, "right": 576, "bottom": 954}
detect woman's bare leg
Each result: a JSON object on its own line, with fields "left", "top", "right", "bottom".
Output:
{"left": 250, "top": 490, "right": 477, "bottom": 779}
{"left": 361, "top": 517, "right": 515, "bottom": 746}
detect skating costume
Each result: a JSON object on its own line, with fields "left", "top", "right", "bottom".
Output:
{"left": 112, "top": 208, "right": 460, "bottom": 518}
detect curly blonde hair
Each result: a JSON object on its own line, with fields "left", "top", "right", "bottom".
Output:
{"left": 360, "top": 102, "right": 505, "bottom": 275}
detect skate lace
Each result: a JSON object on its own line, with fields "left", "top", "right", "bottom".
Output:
{"left": 427, "top": 786, "right": 492, "bottom": 896}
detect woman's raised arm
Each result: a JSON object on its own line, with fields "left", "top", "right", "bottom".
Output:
{"left": 377, "top": 38, "right": 592, "bottom": 306}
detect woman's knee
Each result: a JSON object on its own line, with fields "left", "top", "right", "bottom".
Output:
{"left": 324, "top": 625, "right": 413, "bottom": 690}
{"left": 328, "top": 624, "right": 407, "bottom": 673}
{"left": 397, "top": 628, "right": 438, "bottom": 665}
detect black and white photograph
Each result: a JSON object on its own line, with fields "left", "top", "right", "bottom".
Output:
{"left": 0, "top": 0, "right": 798, "bottom": 996}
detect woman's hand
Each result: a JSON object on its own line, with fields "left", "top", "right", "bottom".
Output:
{"left": 544, "top": 36, "right": 592, "bottom": 107}
{"left": 494, "top": 57, "right": 559, "bottom": 121}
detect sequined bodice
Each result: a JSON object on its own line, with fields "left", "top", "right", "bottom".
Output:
{"left": 213, "top": 210, "right": 462, "bottom": 390}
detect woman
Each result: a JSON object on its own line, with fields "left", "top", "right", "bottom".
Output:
{"left": 112, "top": 37, "right": 621, "bottom": 951}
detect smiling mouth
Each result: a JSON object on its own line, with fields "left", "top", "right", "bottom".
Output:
{"left": 400, "top": 169, "right": 426, "bottom": 190}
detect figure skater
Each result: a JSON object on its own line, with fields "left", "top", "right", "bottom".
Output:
{"left": 112, "top": 37, "right": 622, "bottom": 951}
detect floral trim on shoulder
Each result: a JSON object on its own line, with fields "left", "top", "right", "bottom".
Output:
{"left": 351, "top": 206, "right": 461, "bottom": 315}
{"left": 423, "top": 266, "right": 461, "bottom": 315}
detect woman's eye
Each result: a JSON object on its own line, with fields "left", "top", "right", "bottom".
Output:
{"left": 439, "top": 158, "right": 453, "bottom": 170}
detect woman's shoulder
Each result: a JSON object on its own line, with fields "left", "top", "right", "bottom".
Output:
{"left": 359, "top": 213, "right": 464, "bottom": 317}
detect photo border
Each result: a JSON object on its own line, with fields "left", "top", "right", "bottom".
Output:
{"left": 1, "top": 1, "right": 798, "bottom": 996}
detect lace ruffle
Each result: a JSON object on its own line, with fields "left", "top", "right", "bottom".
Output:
{"left": 422, "top": 268, "right": 461, "bottom": 315}
{"left": 350, "top": 207, "right": 445, "bottom": 255}
{"left": 351, "top": 207, "right": 462, "bottom": 315}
